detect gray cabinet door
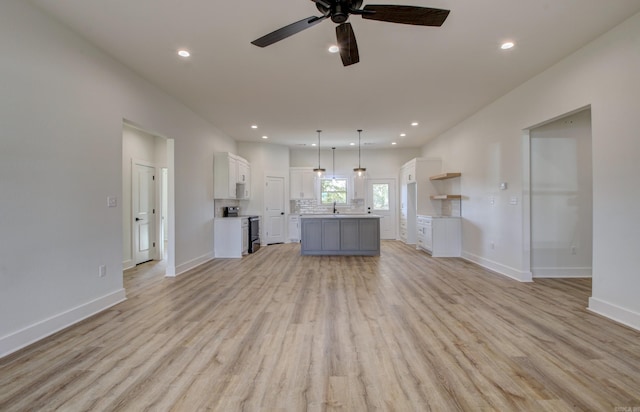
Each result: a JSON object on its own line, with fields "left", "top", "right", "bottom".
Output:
{"left": 340, "top": 220, "right": 360, "bottom": 250}
{"left": 322, "top": 220, "right": 341, "bottom": 250}
{"left": 359, "top": 219, "right": 380, "bottom": 251}
{"left": 302, "top": 220, "right": 322, "bottom": 251}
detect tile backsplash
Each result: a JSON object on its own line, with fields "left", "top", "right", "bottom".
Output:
{"left": 291, "top": 199, "right": 365, "bottom": 214}
{"left": 214, "top": 199, "right": 240, "bottom": 217}
{"left": 439, "top": 199, "right": 461, "bottom": 217}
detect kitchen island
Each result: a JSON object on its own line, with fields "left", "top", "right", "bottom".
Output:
{"left": 300, "top": 214, "right": 381, "bottom": 256}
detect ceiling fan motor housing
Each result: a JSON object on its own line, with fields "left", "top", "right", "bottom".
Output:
{"left": 317, "top": 0, "right": 364, "bottom": 23}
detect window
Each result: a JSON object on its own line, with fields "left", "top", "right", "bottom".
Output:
{"left": 372, "top": 183, "right": 390, "bottom": 210}
{"left": 321, "top": 178, "right": 348, "bottom": 205}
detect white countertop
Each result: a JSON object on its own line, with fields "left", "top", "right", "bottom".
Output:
{"left": 417, "top": 215, "right": 461, "bottom": 219}
{"left": 300, "top": 214, "right": 381, "bottom": 219}
{"left": 215, "top": 216, "right": 242, "bottom": 220}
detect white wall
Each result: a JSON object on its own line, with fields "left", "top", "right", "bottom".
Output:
{"left": 530, "top": 109, "right": 592, "bottom": 278}
{"left": 290, "top": 147, "right": 420, "bottom": 179}
{"left": 237, "top": 142, "right": 290, "bottom": 215}
{"left": 421, "top": 13, "right": 640, "bottom": 329}
{"left": 0, "top": 0, "right": 236, "bottom": 356}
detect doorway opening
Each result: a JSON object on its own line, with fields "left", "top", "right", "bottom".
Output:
{"left": 122, "top": 121, "right": 175, "bottom": 277}
{"left": 523, "top": 107, "right": 593, "bottom": 280}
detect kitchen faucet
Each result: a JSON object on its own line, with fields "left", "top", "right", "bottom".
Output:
{"left": 333, "top": 201, "right": 337, "bottom": 214}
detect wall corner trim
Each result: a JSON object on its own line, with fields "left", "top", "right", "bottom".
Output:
{"left": 462, "top": 252, "right": 533, "bottom": 282}
{"left": 588, "top": 297, "right": 640, "bottom": 332}
{"left": 173, "top": 253, "right": 214, "bottom": 277}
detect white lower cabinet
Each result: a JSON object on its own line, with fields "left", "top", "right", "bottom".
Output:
{"left": 289, "top": 215, "right": 300, "bottom": 242}
{"left": 417, "top": 216, "right": 461, "bottom": 257}
{"left": 214, "top": 217, "right": 248, "bottom": 258}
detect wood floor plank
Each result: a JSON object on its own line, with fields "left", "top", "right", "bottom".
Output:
{"left": 1, "top": 241, "right": 639, "bottom": 411}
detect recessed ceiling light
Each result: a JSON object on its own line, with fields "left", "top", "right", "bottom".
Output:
{"left": 411, "top": 122, "right": 419, "bottom": 126}
{"left": 400, "top": 133, "right": 406, "bottom": 137}
{"left": 328, "top": 45, "right": 339, "bottom": 53}
{"left": 312, "top": 143, "right": 317, "bottom": 146}
{"left": 262, "top": 136, "right": 268, "bottom": 139}
{"left": 350, "top": 142, "right": 355, "bottom": 146}
{"left": 177, "top": 49, "right": 191, "bottom": 58}
{"left": 251, "top": 125, "right": 258, "bottom": 129}
{"left": 501, "top": 42, "right": 514, "bottom": 50}
{"left": 391, "top": 142, "right": 397, "bottom": 145}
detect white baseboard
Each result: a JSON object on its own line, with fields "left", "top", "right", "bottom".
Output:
{"left": 533, "top": 267, "right": 592, "bottom": 278}
{"left": 588, "top": 297, "right": 640, "bottom": 332}
{"left": 172, "top": 252, "right": 214, "bottom": 277}
{"left": 122, "top": 259, "right": 135, "bottom": 271}
{"left": 0, "top": 288, "right": 126, "bottom": 359}
{"left": 462, "top": 251, "right": 533, "bottom": 282}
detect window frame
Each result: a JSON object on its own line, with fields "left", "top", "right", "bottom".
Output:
{"left": 319, "top": 177, "right": 349, "bottom": 206}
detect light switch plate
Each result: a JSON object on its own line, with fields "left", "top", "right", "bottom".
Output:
{"left": 500, "top": 182, "right": 508, "bottom": 190}
{"left": 107, "top": 196, "right": 117, "bottom": 208}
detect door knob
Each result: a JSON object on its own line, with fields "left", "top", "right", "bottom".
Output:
{"left": 135, "top": 217, "right": 142, "bottom": 221}
{"left": 281, "top": 212, "right": 285, "bottom": 215}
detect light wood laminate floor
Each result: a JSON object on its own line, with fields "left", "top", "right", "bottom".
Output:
{"left": 1, "top": 241, "right": 639, "bottom": 411}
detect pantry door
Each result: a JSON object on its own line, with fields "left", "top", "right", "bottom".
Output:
{"left": 264, "top": 175, "right": 286, "bottom": 244}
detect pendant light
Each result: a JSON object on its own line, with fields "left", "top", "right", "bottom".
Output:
{"left": 313, "top": 129, "right": 326, "bottom": 176}
{"left": 353, "top": 129, "right": 367, "bottom": 176}
{"left": 331, "top": 147, "right": 337, "bottom": 184}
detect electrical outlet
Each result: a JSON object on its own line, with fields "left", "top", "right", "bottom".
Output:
{"left": 98, "top": 265, "right": 107, "bottom": 277}
{"left": 107, "top": 196, "right": 117, "bottom": 208}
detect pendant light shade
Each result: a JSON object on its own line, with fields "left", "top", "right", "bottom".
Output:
{"left": 353, "top": 129, "right": 367, "bottom": 176}
{"left": 313, "top": 129, "right": 326, "bottom": 176}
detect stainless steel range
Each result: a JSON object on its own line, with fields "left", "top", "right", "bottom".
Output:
{"left": 248, "top": 216, "right": 260, "bottom": 253}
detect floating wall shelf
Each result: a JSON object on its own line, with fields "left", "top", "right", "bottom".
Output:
{"left": 430, "top": 194, "right": 462, "bottom": 200}
{"left": 430, "top": 172, "right": 461, "bottom": 181}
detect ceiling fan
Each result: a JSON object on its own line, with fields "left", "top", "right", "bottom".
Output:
{"left": 251, "top": 0, "right": 450, "bottom": 66}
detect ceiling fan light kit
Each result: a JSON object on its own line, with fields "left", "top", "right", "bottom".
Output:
{"left": 251, "top": 0, "right": 450, "bottom": 67}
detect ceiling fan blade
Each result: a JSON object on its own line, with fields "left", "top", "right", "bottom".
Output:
{"left": 251, "top": 15, "right": 327, "bottom": 47}
{"left": 336, "top": 22, "right": 360, "bottom": 66}
{"left": 361, "top": 5, "right": 450, "bottom": 26}
{"left": 310, "top": 0, "right": 331, "bottom": 8}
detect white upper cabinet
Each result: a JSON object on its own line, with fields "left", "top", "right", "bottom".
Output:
{"left": 399, "top": 157, "right": 443, "bottom": 217}
{"left": 290, "top": 168, "right": 316, "bottom": 200}
{"left": 236, "top": 158, "right": 251, "bottom": 199}
{"left": 214, "top": 152, "right": 251, "bottom": 199}
{"left": 401, "top": 160, "right": 416, "bottom": 184}
{"left": 352, "top": 175, "right": 365, "bottom": 200}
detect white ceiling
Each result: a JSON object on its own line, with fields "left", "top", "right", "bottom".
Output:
{"left": 32, "top": 0, "right": 640, "bottom": 149}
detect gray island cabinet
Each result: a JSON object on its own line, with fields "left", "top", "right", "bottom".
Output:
{"left": 300, "top": 215, "right": 381, "bottom": 256}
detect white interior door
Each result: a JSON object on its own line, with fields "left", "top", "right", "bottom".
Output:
{"left": 133, "top": 163, "right": 156, "bottom": 264}
{"left": 264, "top": 175, "right": 286, "bottom": 244}
{"left": 367, "top": 178, "right": 397, "bottom": 240}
